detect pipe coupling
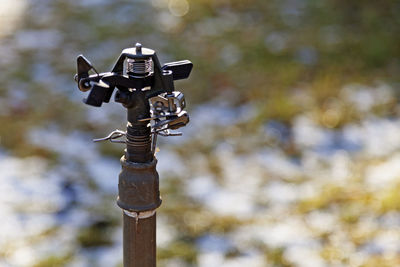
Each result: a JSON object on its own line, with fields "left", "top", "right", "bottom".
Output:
{"left": 117, "top": 156, "right": 162, "bottom": 212}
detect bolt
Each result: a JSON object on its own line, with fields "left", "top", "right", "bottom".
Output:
{"left": 135, "top": 43, "right": 142, "bottom": 53}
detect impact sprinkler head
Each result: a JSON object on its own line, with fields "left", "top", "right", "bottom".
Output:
{"left": 74, "top": 43, "right": 193, "bottom": 153}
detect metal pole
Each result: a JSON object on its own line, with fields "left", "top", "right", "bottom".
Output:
{"left": 123, "top": 213, "right": 156, "bottom": 266}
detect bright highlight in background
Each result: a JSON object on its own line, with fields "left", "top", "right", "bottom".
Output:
{"left": 0, "top": 0, "right": 27, "bottom": 37}
{"left": 168, "top": 0, "right": 189, "bottom": 17}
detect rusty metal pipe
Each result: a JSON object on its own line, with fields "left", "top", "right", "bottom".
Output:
{"left": 117, "top": 101, "right": 161, "bottom": 267}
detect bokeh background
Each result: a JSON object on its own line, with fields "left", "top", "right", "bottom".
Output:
{"left": 0, "top": 0, "right": 400, "bottom": 266}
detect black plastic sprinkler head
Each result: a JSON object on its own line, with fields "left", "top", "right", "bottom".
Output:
{"left": 74, "top": 42, "right": 192, "bottom": 145}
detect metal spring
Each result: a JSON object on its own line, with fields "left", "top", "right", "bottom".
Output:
{"left": 125, "top": 132, "right": 152, "bottom": 147}
{"left": 127, "top": 58, "right": 153, "bottom": 75}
